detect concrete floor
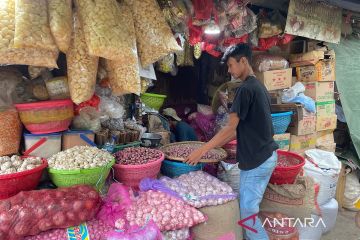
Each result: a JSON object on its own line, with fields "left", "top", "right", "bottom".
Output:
{"left": 322, "top": 209, "right": 360, "bottom": 240}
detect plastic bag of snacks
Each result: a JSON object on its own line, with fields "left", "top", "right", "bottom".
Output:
{"left": 97, "top": 183, "right": 132, "bottom": 227}
{"left": 105, "top": 220, "right": 163, "bottom": 240}
{"left": 126, "top": 190, "right": 206, "bottom": 231}
{"left": 252, "top": 54, "right": 289, "bottom": 72}
{"left": 125, "top": 0, "right": 181, "bottom": 67}
{"left": 14, "top": 0, "right": 57, "bottom": 52}
{"left": 67, "top": 12, "right": 99, "bottom": 104}
{"left": 162, "top": 228, "right": 191, "bottom": 240}
{"left": 48, "top": 0, "right": 72, "bottom": 53}
{"left": 156, "top": 54, "right": 176, "bottom": 73}
{"left": 0, "top": 108, "right": 21, "bottom": 156}
{"left": 0, "top": 185, "right": 101, "bottom": 239}
{"left": 24, "top": 220, "right": 113, "bottom": 240}
{"left": 0, "top": 0, "right": 58, "bottom": 68}
{"left": 76, "top": 0, "right": 137, "bottom": 64}
{"left": 105, "top": 59, "right": 141, "bottom": 96}
{"left": 76, "top": 0, "right": 135, "bottom": 62}
{"left": 45, "top": 76, "right": 71, "bottom": 100}
{"left": 160, "top": 171, "right": 237, "bottom": 208}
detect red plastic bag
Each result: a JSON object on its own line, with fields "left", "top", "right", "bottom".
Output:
{"left": 255, "top": 34, "right": 295, "bottom": 51}
{"left": 192, "top": 0, "right": 213, "bottom": 21}
{"left": 0, "top": 185, "right": 101, "bottom": 240}
{"left": 24, "top": 220, "right": 113, "bottom": 240}
{"left": 74, "top": 94, "right": 101, "bottom": 115}
{"left": 97, "top": 183, "right": 132, "bottom": 228}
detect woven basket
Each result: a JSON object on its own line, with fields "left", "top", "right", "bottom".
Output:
{"left": 48, "top": 159, "right": 115, "bottom": 191}
{"left": 160, "top": 141, "right": 227, "bottom": 163}
{"left": 140, "top": 93, "right": 167, "bottom": 110}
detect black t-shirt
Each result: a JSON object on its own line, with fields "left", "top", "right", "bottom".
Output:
{"left": 230, "top": 76, "right": 278, "bottom": 170}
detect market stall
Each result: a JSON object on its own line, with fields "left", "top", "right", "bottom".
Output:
{"left": 0, "top": 0, "right": 359, "bottom": 239}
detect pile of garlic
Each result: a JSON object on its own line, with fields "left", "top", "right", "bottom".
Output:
{"left": 0, "top": 156, "right": 42, "bottom": 175}
{"left": 48, "top": 146, "right": 113, "bottom": 170}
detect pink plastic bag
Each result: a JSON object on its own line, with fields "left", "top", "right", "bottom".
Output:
{"left": 97, "top": 183, "right": 132, "bottom": 228}
{"left": 105, "top": 220, "right": 163, "bottom": 240}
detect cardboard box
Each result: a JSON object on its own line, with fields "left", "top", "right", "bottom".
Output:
{"left": 316, "top": 142, "right": 336, "bottom": 153}
{"left": 274, "top": 133, "right": 291, "bottom": 151}
{"left": 289, "top": 108, "right": 316, "bottom": 136}
{"left": 316, "top": 130, "right": 335, "bottom": 146}
{"left": 256, "top": 68, "right": 292, "bottom": 91}
{"left": 316, "top": 115, "right": 337, "bottom": 131}
{"left": 296, "top": 59, "right": 335, "bottom": 82}
{"left": 290, "top": 50, "right": 325, "bottom": 67}
{"left": 304, "top": 81, "right": 335, "bottom": 102}
{"left": 316, "top": 101, "right": 336, "bottom": 117}
{"left": 290, "top": 134, "right": 316, "bottom": 152}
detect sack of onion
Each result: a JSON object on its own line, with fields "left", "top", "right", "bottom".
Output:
{"left": 0, "top": 185, "right": 101, "bottom": 239}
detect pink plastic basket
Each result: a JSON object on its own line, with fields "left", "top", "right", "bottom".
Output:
{"left": 114, "top": 152, "right": 165, "bottom": 189}
{"left": 0, "top": 156, "right": 47, "bottom": 199}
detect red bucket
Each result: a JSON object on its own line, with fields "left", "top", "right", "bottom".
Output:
{"left": 0, "top": 157, "right": 47, "bottom": 199}
{"left": 270, "top": 150, "right": 305, "bottom": 185}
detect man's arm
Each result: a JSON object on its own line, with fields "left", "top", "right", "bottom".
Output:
{"left": 184, "top": 113, "right": 239, "bottom": 165}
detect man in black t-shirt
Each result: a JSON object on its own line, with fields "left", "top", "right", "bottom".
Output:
{"left": 186, "top": 44, "right": 278, "bottom": 240}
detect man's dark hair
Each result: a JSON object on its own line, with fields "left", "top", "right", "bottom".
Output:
{"left": 221, "top": 43, "right": 252, "bottom": 64}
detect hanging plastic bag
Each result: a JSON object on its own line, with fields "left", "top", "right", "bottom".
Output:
{"left": 0, "top": 185, "right": 101, "bottom": 239}
{"left": 106, "top": 59, "right": 141, "bottom": 96}
{"left": 67, "top": 12, "right": 99, "bottom": 104}
{"left": 217, "top": 161, "right": 240, "bottom": 196}
{"left": 0, "top": 0, "right": 58, "bottom": 68}
{"left": 14, "top": 0, "right": 57, "bottom": 52}
{"left": 97, "top": 183, "right": 132, "bottom": 228}
{"left": 76, "top": 0, "right": 138, "bottom": 62}
{"left": 257, "top": 10, "right": 286, "bottom": 38}
{"left": 156, "top": 54, "right": 176, "bottom": 73}
{"left": 48, "top": 0, "right": 72, "bottom": 53}
{"left": 105, "top": 220, "right": 163, "bottom": 240}
{"left": 126, "top": 0, "right": 181, "bottom": 67}
{"left": 226, "top": 7, "right": 257, "bottom": 38}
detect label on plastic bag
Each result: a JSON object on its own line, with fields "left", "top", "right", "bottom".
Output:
{"left": 67, "top": 223, "right": 90, "bottom": 240}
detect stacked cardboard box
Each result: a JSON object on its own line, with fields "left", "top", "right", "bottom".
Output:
{"left": 289, "top": 49, "right": 337, "bottom": 153}
{"left": 255, "top": 64, "right": 293, "bottom": 151}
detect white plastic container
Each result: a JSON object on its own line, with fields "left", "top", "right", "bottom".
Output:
{"left": 24, "top": 132, "right": 62, "bottom": 159}
{"left": 320, "top": 198, "right": 338, "bottom": 234}
{"left": 297, "top": 214, "right": 323, "bottom": 240}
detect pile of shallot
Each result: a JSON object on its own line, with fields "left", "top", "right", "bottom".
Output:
{"left": 160, "top": 171, "right": 237, "bottom": 208}
{"left": 114, "top": 147, "right": 163, "bottom": 165}
{"left": 126, "top": 190, "right": 206, "bottom": 231}
{"left": 163, "top": 143, "right": 226, "bottom": 161}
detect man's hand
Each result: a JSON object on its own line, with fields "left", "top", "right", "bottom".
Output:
{"left": 185, "top": 147, "right": 207, "bottom": 166}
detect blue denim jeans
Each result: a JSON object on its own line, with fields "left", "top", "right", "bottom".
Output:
{"left": 239, "top": 151, "right": 277, "bottom": 240}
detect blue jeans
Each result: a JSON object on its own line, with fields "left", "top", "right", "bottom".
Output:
{"left": 239, "top": 151, "right": 277, "bottom": 240}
